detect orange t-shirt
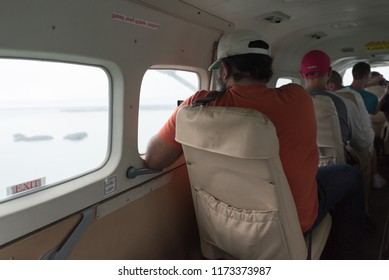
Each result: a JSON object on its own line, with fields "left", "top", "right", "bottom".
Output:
{"left": 158, "top": 83, "right": 319, "bottom": 232}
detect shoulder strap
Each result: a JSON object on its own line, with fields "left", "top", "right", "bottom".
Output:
{"left": 190, "top": 90, "right": 225, "bottom": 107}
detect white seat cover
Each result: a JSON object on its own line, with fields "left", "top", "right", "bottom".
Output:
{"left": 176, "top": 105, "right": 330, "bottom": 259}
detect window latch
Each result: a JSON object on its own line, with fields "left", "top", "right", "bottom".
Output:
{"left": 126, "top": 166, "right": 161, "bottom": 179}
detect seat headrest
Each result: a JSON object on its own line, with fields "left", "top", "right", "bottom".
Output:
{"left": 176, "top": 105, "right": 279, "bottom": 159}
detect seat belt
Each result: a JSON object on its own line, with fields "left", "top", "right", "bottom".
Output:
{"left": 191, "top": 90, "right": 225, "bottom": 107}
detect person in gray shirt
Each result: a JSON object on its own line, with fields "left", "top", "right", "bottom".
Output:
{"left": 300, "top": 50, "right": 369, "bottom": 162}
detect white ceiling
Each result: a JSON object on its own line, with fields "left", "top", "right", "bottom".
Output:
{"left": 140, "top": 0, "right": 389, "bottom": 73}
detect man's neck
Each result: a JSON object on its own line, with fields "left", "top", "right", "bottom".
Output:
{"left": 351, "top": 80, "right": 365, "bottom": 90}
{"left": 305, "top": 81, "right": 328, "bottom": 91}
{"left": 304, "top": 76, "right": 329, "bottom": 91}
{"left": 227, "top": 77, "right": 266, "bottom": 87}
{"left": 306, "top": 85, "right": 327, "bottom": 91}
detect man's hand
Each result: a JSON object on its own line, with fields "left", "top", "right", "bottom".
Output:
{"left": 366, "top": 74, "right": 385, "bottom": 87}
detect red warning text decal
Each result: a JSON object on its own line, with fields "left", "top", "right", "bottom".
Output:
{"left": 7, "top": 177, "right": 46, "bottom": 196}
{"left": 112, "top": 12, "right": 160, "bottom": 30}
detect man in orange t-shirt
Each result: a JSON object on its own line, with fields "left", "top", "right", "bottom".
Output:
{"left": 156, "top": 84, "right": 319, "bottom": 233}
{"left": 145, "top": 29, "right": 364, "bottom": 258}
{"left": 146, "top": 30, "right": 318, "bottom": 233}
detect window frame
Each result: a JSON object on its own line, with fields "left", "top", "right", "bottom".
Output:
{"left": 0, "top": 57, "right": 113, "bottom": 203}
{"left": 0, "top": 54, "right": 121, "bottom": 246}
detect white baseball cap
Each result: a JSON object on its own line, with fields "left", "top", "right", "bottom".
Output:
{"left": 208, "top": 29, "right": 271, "bottom": 71}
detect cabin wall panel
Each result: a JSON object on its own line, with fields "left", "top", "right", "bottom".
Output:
{"left": 0, "top": 0, "right": 218, "bottom": 254}
{"left": 0, "top": 165, "right": 201, "bottom": 259}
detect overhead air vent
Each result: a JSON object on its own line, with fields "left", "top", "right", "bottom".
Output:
{"left": 259, "top": 11, "right": 291, "bottom": 24}
{"left": 331, "top": 21, "right": 360, "bottom": 29}
{"left": 305, "top": 31, "right": 328, "bottom": 40}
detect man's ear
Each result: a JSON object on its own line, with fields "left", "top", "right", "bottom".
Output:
{"left": 327, "top": 82, "right": 335, "bottom": 91}
{"left": 220, "top": 61, "right": 231, "bottom": 80}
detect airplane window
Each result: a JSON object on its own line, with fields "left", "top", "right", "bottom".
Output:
{"left": 138, "top": 69, "right": 199, "bottom": 154}
{"left": 276, "top": 78, "right": 293, "bottom": 87}
{"left": 0, "top": 58, "right": 110, "bottom": 202}
{"left": 343, "top": 66, "right": 389, "bottom": 85}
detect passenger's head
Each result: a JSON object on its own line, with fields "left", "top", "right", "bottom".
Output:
{"left": 352, "top": 62, "right": 371, "bottom": 80}
{"left": 209, "top": 29, "right": 273, "bottom": 90}
{"left": 327, "top": 70, "right": 343, "bottom": 91}
{"left": 300, "top": 50, "right": 332, "bottom": 89}
{"left": 368, "top": 71, "right": 387, "bottom": 90}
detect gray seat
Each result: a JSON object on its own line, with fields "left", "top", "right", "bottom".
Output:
{"left": 176, "top": 105, "right": 331, "bottom": 259}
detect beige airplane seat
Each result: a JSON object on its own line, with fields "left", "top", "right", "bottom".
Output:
{"left": 336, "top": 91, "right": 359, "bottom": 109}
{"left": 334, "top": 91, "right": 373, "bottom": 210}
{"left": 175, "top": 105, "right": 331, "bottom": 260}
{"left": 312, "top": 95, "right": 345, "bottom": 165}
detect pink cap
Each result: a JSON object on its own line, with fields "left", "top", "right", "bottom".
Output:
{"left": 300, "top": 50, "right": 331, "bottom": 78}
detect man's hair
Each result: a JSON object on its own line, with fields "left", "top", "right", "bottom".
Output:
{"left": 303, "top": 71, "right": 324, "bottom": 79}
{"left": 371, "top": 71, "right": 381, "bottom": 78}
{"left": 221, "top": 53, "right": 274, "bottom": 83}
{"left": 328, "top": 70, "right": 343, "bottom": 88}
{"left": 352, "top": 62, "right": 371, "bottom": 80}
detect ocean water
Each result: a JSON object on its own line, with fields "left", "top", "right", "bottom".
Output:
{"left": 0, "top": 108, "right": 109, "bottom": 201}
{"left": 0, "top": 106, "right": 175, "bottom": 201}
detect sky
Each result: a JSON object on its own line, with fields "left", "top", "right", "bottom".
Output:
{"left": 0, "top": 59, "right": 200, "bottom": 109}
{"left": 0, "top": 58, "right": 109, "bottom": 109}
{"left": 140, "top": 69, "right": 198, "bottom": 106}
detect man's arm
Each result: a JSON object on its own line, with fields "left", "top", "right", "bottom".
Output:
{"left": 144, "top": 134, "right": 182, "bottom": 170}
{"left": 366, "top": 74, "right": 385, "bottom": 87}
